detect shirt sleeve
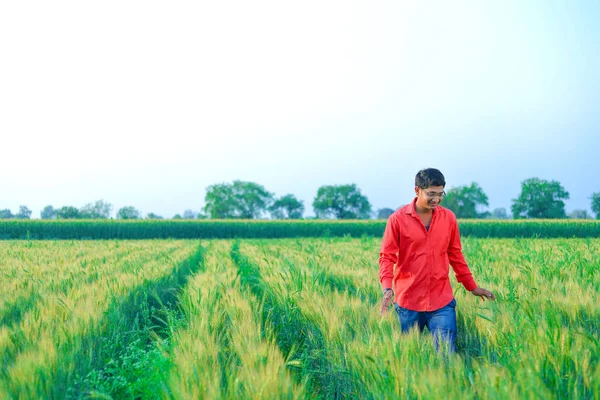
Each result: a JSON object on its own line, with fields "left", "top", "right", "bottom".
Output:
{"left": 379, "top": 214, "right": 399, "bottom": 290}
{"left": 447, "top": 214, "right": 478, "bottom": 291}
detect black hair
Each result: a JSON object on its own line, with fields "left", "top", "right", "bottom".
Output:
{"left": 415, "top": 168, "right": 446, "bottom": 189}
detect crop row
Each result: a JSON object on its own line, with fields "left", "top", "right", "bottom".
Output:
{"left": 1, "top": 219, "right": 600, "bottom": 240}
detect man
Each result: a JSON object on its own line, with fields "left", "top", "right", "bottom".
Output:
{"left": 379, "top": 168, "right": 495, "bottom": 352}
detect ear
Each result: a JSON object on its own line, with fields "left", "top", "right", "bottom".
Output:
{"left": 414, "top": 186, "right": 420, "bottom": 196}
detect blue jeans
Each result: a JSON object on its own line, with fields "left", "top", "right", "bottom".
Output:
{"left": 393, "top": 298, "right": 457, "bottom": 353}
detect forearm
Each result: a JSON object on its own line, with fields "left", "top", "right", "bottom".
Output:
{"left": 379, "top": 255, "right": 395, "bottom": 290}
{"left": 379, "top": 215, "right": 399, "bottom": 290}
{"left": 448, "top": 217, "right": 477, "bottom": 291}
{"left": 449, "top": 254, "right": 477, "bottom": 291}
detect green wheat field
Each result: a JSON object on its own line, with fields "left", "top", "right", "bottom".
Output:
{"left": 1, "top": 236, "right": 598, "bottom": 399}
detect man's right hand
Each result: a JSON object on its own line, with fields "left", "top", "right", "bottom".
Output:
{"left": 380, "top": 289, "right": 394, "bottom": 316}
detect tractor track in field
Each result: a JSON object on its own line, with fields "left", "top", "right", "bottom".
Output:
{"left": 49, "top": 244, "right": 207, "bottom": 399}
{"left": 231, "top": 241, "right": 369, "bottom": 399}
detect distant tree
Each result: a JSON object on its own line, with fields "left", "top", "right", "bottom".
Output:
{"left": 204, "top": 180, "right": 274, "bottom": 219}
{"left": 312, "top": 184, "right": 372, "bottom": 219}
{"left": 511, "top": 178, "right": 569, "bottom": 219}
{"left": 269, "top": 194, "right": 304, "bottom": 219}
{"left": 491, "top": 207, "right": 508, "bottom": 219}
{"left": 80, "top": 200, "right": 113, "bottom": 219}
{"left": 56, "top": 206, "right": 81, "bottom": 219}
{"left": 376, "top": 208, "right": 395, "bottom": 219}
{"left": 172, "top": 214, "right": 183, "bottom": 219}
{"left": 183, "top": 209, "right": 197, "bottom": 219}
{"left": 0, "top": 209, "right": 14, "bottom": 219}
{"left": 568, "top": 209, "right": 590, "bottom": 219}
{"left": 41, "top": 205, "right": 56, "bottom": 220}
{"left": 204, "top": 183, "right": 236, "bottom": 218}
{"left": 15, "top": 206, "right": 32, "bottom": 219}
{"left": 591, "top": 192, "right": 600, "bottom": 219}
{"left": 442, "top": 183, "right": 490, "bottom": 218}
{"left": 146, "top": 213, "right": 164, "bottom": 220}
{"left": 196, "top": 212, "right": 207, "bottom": 219}
{"left": 116, "top": 206, "right": 141, "bottom": 220}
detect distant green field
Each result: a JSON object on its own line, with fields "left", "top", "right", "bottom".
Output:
{"left": 1, "top": 219, "right": 599, "bottom": 239}
{"left": 0, "top": 237, "right": 598, "bottom": 399}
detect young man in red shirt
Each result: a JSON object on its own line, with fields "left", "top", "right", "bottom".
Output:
{"left": 379, "top": 168, "right": 495, "bottom": 352}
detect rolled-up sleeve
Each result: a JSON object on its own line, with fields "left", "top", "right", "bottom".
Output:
{"left": 447, "top": 215, "right": 477, "bottom": 291}
{"left": 379, "top": 214, "right": 399, "bottom": 290}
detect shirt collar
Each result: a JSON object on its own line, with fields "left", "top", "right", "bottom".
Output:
{"left": 405, "top": 197, "right": 418, "bottom": 215}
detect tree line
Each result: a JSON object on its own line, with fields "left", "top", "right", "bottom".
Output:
{"left": 2, "top": 178, "right": 599, "bottom": 220}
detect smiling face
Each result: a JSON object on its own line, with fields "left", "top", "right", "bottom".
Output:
{"left": 415, "top": 185, "right": 446, "bottom": 211}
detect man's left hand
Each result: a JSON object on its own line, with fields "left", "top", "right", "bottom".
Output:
{"left": 380, "top": 290, "right": 394, "bottom": 316}
{"left": 470, "top": 287, "right": 496, "bottom": 301}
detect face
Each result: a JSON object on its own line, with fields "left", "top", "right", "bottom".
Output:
{"left": 415, "top": 185, "right": 445, "bottom": 210}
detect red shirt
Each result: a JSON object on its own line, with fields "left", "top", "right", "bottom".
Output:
{"left": 379, "top": 198, "right": 477, "bottom": 312}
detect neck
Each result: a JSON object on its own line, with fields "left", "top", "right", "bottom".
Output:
{"left": 414, "top": 202, "right": 433, "bottom": 216}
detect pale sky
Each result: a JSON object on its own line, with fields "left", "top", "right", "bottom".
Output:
{"left": 1, "top": 1, "right": 598, "bottom": 218}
